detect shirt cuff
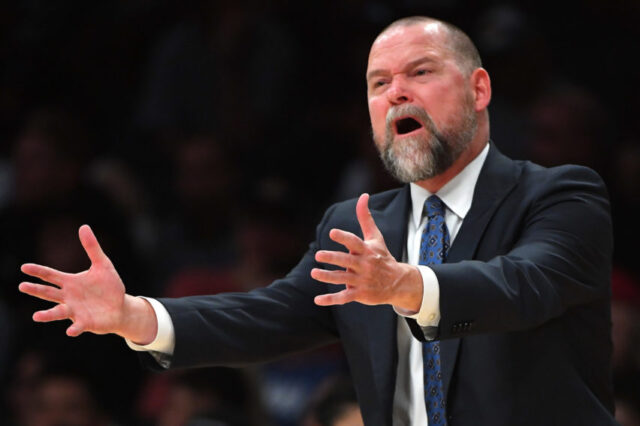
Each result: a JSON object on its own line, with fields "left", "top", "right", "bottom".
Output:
{"left": 124, "top": 297, "right": 175, "bottom": 355}
{"left": 394, "top": 265, "right": 441, "bottom": 327}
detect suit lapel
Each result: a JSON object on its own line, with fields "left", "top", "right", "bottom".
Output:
{"left": 440, "top": 145, "right": 521, "bottom": 398}
{"left": 364, "top": 186, "right": 411, "bottom": 422}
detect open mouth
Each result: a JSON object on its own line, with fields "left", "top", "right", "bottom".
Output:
{"left": 395, "top": 117, "right": 423, "bottom": 135}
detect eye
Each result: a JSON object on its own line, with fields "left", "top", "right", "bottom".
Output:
{"left": 370, "top": 79, "right": 388, "bottom": 91}
{"left": 414, "top": 68, "right": 430, "bottom": 76}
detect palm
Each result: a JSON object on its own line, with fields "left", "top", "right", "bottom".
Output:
{"left": 311, "top": 193, "right": 423, "bottom": 311}
{"left": 19, "top": 225, "right": 126, "bottom": 337}
{"left": 65, "top": 262, "right": 126, "bottom": 334}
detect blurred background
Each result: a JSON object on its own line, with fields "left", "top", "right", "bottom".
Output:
{"left": 1, "top": 1, "right": 639, "bottom": 425}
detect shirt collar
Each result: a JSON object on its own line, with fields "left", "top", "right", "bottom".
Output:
{"left": 410, "top": 142, "right": 490, "bottom": 228}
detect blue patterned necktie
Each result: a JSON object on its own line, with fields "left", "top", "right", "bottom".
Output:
{"left": 419, "top": 195, "right": 449, "bottom": 426}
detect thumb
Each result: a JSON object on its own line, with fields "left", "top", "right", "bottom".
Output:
{"left": 78, "top": 225, "right": 108, "bottom": 265}
{"left": 356, "top": 193, "right": 382, "bottom": 241}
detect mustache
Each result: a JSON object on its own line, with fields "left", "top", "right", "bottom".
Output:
{"left": 385, "top": 104, "right": 437, "bottom": 135}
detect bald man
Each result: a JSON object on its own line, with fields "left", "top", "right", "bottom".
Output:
{"left": 20, "top": 16, "right": 615, "bottom": 425}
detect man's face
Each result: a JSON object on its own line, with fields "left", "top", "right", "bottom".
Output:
{"left": 366, "top": 23, "right": 478, "bottom": 182}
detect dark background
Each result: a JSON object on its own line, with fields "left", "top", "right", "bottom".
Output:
{"left": 1, "top": 1, "right": 639, "bottom": 425}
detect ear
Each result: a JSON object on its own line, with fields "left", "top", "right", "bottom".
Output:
{"left": 470, "top": 68, "right": 491, "bottom": 112}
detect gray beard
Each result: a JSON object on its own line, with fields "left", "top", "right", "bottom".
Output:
{"left": 377, "top": 103, "right": 476, "bottom": 183}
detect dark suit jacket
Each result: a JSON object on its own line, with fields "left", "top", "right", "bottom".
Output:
{"left": 152, "top": 147, "right": 616, "bottom": 425}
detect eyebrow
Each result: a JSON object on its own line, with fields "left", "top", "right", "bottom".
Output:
{"left": 366, "top": 56, "right": 439, "bottom": 81}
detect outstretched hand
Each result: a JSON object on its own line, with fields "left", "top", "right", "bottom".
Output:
{"left": 311, "top": 193, "right": 423, "bottom": 311}
{"left": 19, "top": 225, "right": 156, "bottom": 343}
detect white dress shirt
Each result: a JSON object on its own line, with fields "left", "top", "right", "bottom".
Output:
{"left": 127, "top": 143, "right": 490, "bottom": 425}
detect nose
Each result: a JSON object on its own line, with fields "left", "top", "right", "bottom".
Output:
{"left": 386, "top": 76, "right": 413, "bottom": 105}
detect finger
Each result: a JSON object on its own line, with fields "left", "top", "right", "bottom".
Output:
{"left": 33, "top": 304, "right": 71, "bottom": 323}
{"left": 311, "top": 268, "right": 354, "bottom": 285}
{"left": 315, "top": 250, "right": 358, "bottom": 270}
{"left": 78, "top": 224, "right": 108, "bottom": 265}
{"left": 329, "top": 229, "right": 366, "bottom": 254}
{"left": 66, "top": 323, "right": 85, "bottom": 337}
{"left": 19, "top": 282, "right": 64, "bottom": 304}
{"left": 21, "top": 263, "right": 72, "bottom": 287}
{"left": 356, "top": 193, "right": 383, "bottom": 241}
{"left": 314, "top": 289, "right": 357, "bottom": 306}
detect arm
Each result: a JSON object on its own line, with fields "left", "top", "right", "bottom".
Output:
{"left": 19, "top": 212, "right": 340, "bottom": 369}
{"left": 429, "top": 165, "right": 612, "bottom": 339}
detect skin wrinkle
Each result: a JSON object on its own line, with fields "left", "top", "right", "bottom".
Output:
{"left": 379, "top": 18, "right": 482, "bottom": 77}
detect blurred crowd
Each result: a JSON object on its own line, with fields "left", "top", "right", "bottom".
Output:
{"left": 1, "top": 1, "right": 639, "bottom": 425}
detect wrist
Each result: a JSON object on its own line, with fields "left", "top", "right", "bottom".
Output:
{"left": 391, "top": 264, "right": 423, "bottom": 312}
{"left": 119, "top": 295, "right": 158, "bottom": 345}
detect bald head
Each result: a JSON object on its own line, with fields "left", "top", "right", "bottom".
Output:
{"left": 376, "top": 16, "right": 482, "bottom": 76}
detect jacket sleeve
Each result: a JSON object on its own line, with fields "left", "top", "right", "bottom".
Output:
{"left": 413, "top": 165, "right": 613, "bottom": 340}
{"left": 144, "top": 205, "right": 340, "bottom": 369}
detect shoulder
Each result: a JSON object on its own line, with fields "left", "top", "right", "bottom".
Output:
{"left": 514, "top": 160, "right": 609, "bottom": 203}
{"left": 480, "top": 147, "right": 611, "bottom": 232}
{"left": 485, "top": 145, "right": 607, "bottom": 196}
{"left": 504, "top": 161, "right": 613, "bottom": 244}
{"left": 518, "top": 159, "right": 605, "bottom": 186}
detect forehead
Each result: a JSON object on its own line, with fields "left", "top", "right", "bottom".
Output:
{"left": 367, "top": 23, "right": 451, "bottom": 73}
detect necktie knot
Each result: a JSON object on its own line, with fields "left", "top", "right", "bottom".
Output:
{"left": 424, "top": 195, "right": 446, "bottom": 219}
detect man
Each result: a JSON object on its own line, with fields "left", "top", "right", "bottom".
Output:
{"left": 19, "top": 16, "right": 616, "bottom": 425}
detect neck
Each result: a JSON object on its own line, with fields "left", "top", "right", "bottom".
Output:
{"left": 415, "top": 130, "right": 488, "bottom": 193}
